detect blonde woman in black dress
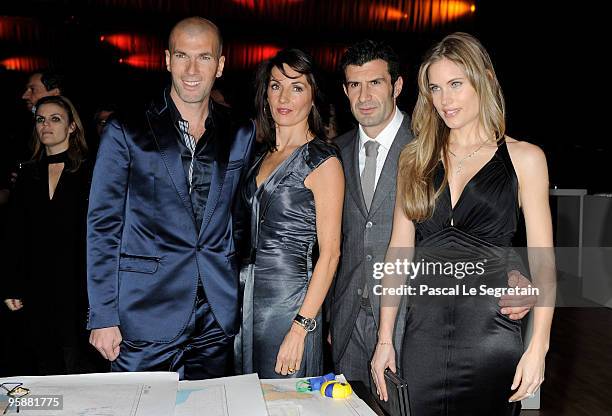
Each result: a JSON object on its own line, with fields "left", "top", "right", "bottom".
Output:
{"left": 371, "top": 33, "right": 555, "bottom": 415}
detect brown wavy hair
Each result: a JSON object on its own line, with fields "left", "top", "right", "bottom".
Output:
{"left": 32, "top": 95, "right": 88, "bottom": 172}
{"left": 398, "top": 32, "right": 506, "bottom": 221}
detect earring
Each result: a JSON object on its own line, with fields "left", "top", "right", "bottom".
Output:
{"left": 264, "top": 105, "right": 272, "bottom": 118}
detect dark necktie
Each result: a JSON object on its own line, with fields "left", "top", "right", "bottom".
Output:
{"left": 361, "top": 140, "right": 380, "bottom": 211}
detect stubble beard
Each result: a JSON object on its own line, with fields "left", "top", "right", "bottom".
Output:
{"left": 172, "top": 78, "right": 210, "bottom": 105}
{"left": 355, "top": 110, "right": 384, "bottom": 128}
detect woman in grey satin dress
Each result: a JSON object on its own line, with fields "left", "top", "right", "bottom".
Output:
{"left": 235, "top": 49, "right": 344, "bottom": 378}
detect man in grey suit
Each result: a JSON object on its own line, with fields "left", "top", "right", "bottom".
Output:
{"left": 330, "top": 40, "right": 411, "bottom": 387}
{"left": 329, "top": 40, "right": 534, "bottom": 388}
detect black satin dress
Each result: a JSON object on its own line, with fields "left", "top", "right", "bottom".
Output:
{"left": 402, "top": 141, "right": 523, "bottom": 415}
{"left": 235, "top": 138, "right": 339, "bottom": 378}
{"left": 5, "top": 151, "right": 96, "bottom": 374}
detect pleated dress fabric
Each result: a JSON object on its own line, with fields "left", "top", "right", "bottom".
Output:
{"left": 236, "top": 138, "right": 339, "bottom": 378}
{"left": 402, "top": 140, "right": 523, "bottom": 416}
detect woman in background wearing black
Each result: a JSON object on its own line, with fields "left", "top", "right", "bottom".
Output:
{"left": 3, "top": 95, "right": 98, "bottom": 375}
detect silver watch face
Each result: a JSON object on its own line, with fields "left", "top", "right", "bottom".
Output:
{"left": 303, "top": 318, "right": 317, "bottom": 332}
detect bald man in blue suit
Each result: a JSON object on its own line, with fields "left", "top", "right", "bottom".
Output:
{"left": 86, "top": 17, "right": 255, "bottom": 379}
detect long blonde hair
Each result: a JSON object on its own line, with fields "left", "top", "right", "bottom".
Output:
{"left": 398, "top": 32, "right": 506, "bottom": 221}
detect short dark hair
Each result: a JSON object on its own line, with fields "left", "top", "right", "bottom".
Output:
{"left": 39, "top": 69, "right": 65, "bottom": 94}
{"left": 255, "top": 48, "right": 327, "bottom": 152}
{"left": 340, "top": 40, "right": 400, "bottom": 84}
{"left": 168, "top": 17, "right": 223, "bottom": 58}
{"left": 93, "top": 104, "right": 117, "bottom": 118}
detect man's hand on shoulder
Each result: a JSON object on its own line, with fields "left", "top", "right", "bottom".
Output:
{"left": 90, "top": 326, "right": 123, "bottom": 361}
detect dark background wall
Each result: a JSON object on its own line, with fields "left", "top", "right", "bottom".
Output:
{"left": 0, "top": 0, "right": 604, "bottom": 192}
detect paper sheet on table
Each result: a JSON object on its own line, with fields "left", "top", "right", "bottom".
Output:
{"left": 0, "top": 371, "right": 178, "bottom": 416}
{"left": 175, "top": 373, "right": 268, "bottom": 416}
{"left": 261, "top": 374, "right": 377, "bottom": 416}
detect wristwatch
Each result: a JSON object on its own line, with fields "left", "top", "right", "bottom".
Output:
{"left": 293, "top": 314, "right": 317, "bottom": 332}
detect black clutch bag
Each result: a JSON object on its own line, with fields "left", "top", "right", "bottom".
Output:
{"left": 370, "top": 368, "right": 411, "bottom": 416}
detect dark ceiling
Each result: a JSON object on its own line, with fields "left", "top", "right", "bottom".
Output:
{"left": 0, "top": 1, "right": 604, "bottom": 191}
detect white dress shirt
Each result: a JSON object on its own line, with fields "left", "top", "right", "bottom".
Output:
{"left": 358, "top": 107, "right": 404, "bottom": 189}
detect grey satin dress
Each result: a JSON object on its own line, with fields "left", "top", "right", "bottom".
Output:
{"left": 235, "top": 138, "right": 339, "bottom": 378}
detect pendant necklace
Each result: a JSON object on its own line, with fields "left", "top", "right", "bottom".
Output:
{"left": 448, "top": 141, "right": 487, "bottom": 174}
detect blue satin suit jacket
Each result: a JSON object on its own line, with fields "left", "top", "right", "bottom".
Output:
{"left": 86, "top": 92, "right": 255, "bottom": 342}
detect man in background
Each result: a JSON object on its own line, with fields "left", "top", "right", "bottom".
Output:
{"left": 22, "top": 70, "right": 64, "bottom": 113}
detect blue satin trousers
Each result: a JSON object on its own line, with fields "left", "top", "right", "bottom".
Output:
{"left": 111, "top": 285, "right": 233, "bottom": 380}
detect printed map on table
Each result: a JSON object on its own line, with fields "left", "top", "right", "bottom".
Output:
{"left": 2, "top": 384, "right": 147, "bottom": 415}
{"left": 260, "top": 375, "right": 377, "bottom": 416}
{"left": 174, "top": 385, "right": 228, "bottom": 416}
{"left": 175, "top": 373, "right": 267, "bottom": 416}
{"left": 0, "top": 372, "right": 178, "bottom": 416}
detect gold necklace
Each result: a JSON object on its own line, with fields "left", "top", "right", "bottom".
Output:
{"left": 448, "top": 141, "right": 487, "bottom": 174}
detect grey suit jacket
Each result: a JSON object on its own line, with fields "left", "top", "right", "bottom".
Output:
{"left": 330, "top": 112, "right": 414, "bottom": 366}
